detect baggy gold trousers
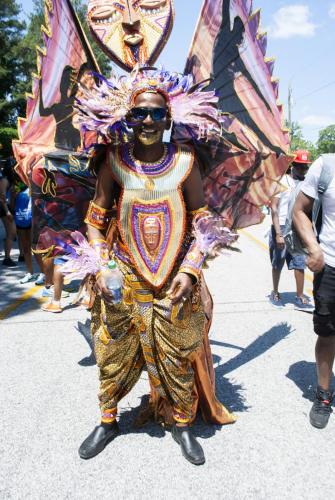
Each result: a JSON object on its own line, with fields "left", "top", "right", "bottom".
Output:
{"left": 91, "top": 259, "right": 206, "bottom": 423}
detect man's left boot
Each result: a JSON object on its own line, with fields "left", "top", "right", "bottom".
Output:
{"left": 78, "top": 422, "right": 119, "bottom": 459}
{"left": 172, "top": 424, "right": 205, "bottom": 465}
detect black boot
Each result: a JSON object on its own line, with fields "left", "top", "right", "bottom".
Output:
{"left": 79, "top": 422, "right": 119, "bottom": 459}
{"left": 172, "top": 424, "right": 205, "bottom": 465}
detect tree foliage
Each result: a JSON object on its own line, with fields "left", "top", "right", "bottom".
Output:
{"left": 0, "top": 128, "right": 19, "bottom": 157}
{"left": 316, "top": 124, "right": 335, "bottom": 155}
{"left": 0, "top": 0, "right": 26, "bottom": 125}
{"left": 286, "top": 120, "right": 318, "bottom": 161}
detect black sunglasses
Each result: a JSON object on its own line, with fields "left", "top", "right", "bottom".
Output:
{"left": 129, "top": 107, "right": 168, "bottom": 122}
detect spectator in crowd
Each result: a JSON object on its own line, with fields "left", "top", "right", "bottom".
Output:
{"left": 11, "top": 174, "right": 45, "bottom": 284}
{"left": 41, "top": 256, "right": 69, "bottom": 312}
{"left": 293, "top": 153, "right": 335, "bottom": 429}
{"left": 269, "top": 150, "right": 312, "bottom": 308}
{"left": 0, "top": 157, "right": 17, "bottom": 266}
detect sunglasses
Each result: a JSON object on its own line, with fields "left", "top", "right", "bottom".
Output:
{"left": 129, "top": 107, "right": 168, "bottom": 122}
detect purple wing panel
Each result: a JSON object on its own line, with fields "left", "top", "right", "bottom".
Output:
{"left": 12, "top": 0, "right": 99, "bottom": 250}
{"left": 177, "top": 0, "right": 291, "bottom": 229}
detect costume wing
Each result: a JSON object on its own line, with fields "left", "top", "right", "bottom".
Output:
{"left": 173, "top": 0, "right": 291, "bottom": 228}
{"left": 12, "top": 0, "right": 100, "bottom": 251}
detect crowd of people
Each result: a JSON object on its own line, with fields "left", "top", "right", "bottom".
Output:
{"left": 0, "top": 157, "right": 86, "bottom": 309}
{"left": 1, "top": 75, "right": 334, "bottom": 467}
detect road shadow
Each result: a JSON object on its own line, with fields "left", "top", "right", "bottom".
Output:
{"left": 119, "top": 394, "right": 166, "bottom": 439}
{"left": 215, "top": 322, "right": 293, "bottom": 377}
{"left": 118, "top": 394, "right": 233, "bottom": 441}
{"left": 212, "top": 322, "right": 294, "bottom": 416}
{"left": 276, "top": 291, "right": 296, "bottom": 306}
{"left": 286, "top": 360, "right": 320, "bottom": 402}
{"left": 75, "top": 319, "right": 96, "bottom": 366}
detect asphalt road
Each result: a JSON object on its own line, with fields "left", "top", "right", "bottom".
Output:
{"left": 0, "top": 217, "right": 334, "bottom": 499}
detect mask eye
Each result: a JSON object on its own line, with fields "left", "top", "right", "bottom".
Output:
{"left": 91, "top": 5, "right": 123, "bottom": 24}
{"left": 138, "top": 0, "right": 167, "bottom": 15}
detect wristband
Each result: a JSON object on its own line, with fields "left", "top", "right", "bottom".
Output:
{"left": 89, "top": 238, "right": 109, "bottom": 265}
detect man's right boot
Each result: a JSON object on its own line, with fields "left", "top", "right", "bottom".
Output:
{"left": 309, "top": 387, "right": 333, "bottom": 429}
{"left": 79, "top": 422, "right": 119, "bottom": 459}
{"left": 172, "top": 424, "right": 205, "bottom": 465}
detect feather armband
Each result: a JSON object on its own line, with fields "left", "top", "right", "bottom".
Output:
{"left": 84, "top": 201, "right": 113, "bottom": 231}
{"left": 55, "top": 232, "right": 109, "bottom": 281}
{"left": 179, "top": 212, "right": 238, "bottom": 282}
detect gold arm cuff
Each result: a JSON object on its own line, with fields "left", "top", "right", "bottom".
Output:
{"left": 85, "top": 201, "right": 113, "bottom": 230}
{"left": 89, "top": 238, "right": 107, "bottom": 246}
{"left": 179, "top": 266, "right": 200, "bottom": 283}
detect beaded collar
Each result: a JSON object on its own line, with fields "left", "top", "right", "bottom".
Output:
{"left": 120, "top": 143, "right": 176, "bottom": 177}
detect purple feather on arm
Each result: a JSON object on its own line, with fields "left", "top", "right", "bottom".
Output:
{"left": 192, "top": 213, "right": 238, "bottom": 257}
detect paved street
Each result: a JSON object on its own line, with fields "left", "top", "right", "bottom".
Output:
{"left": 0, "top": 216, "right": 334, "bottom": 499}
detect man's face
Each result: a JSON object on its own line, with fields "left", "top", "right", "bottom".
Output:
{"left": 292, "top": 162, "right": 309, "bottom": 181}
{"left": 128, "top": 91, "right": 170, "bottom": 147}
{"left": 87, "top": 0, "right": 174, "bottom": 71}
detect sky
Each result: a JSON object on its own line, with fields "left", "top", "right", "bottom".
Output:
{"left": 19, "top": 0, "right": 335, "bottom": 144}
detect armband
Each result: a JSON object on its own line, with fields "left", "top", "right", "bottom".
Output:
{"left": 89, "top": 238, "right": 110, "bottom": 267}
{"left": 84, "top": 201, "right": 112, "bottom": 230}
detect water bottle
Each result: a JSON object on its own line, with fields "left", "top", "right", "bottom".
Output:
{"left": 103, "top": 260, "right": 123, "bottom": 304}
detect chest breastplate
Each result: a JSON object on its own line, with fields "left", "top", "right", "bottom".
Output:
{"left": 110, "top": 144, "right": 194, "bottom": 288}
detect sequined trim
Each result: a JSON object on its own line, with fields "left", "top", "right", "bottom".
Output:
{"left": 118, "top": 143, "right": 177, "bottom": 178}
{"left": 173, "top": 407, "right": 191, "bottom": 424}
{"left": 101, "top": 407, "right": 117, "bottom": 424}
{"left": 179, "top": 240, "right": 206, "bottom": 283}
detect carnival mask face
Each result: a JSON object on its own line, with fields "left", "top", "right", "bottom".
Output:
{"left": 87, "top": 0, "right": 175, "bottom": 72}
{"left": 142, "top": 216, "right": 161, "bottom": 253}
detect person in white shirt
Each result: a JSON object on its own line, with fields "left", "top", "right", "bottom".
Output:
{"left": 293, "top": 154, "right": 335, "bottom": 429}
{"left": 269, "top": 150, "right": 311, "bottom": 307}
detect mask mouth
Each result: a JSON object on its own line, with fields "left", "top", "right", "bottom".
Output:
{"left": 124, "top": 33, "right": 144, "bottom": 46}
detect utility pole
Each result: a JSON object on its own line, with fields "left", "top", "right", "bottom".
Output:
{"left": 288, "top": 84, "right": 293, "bottom": 137}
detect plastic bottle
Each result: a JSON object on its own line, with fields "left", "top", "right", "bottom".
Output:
{"left": 102, "top": 260, "right": 123, "bottom": 303}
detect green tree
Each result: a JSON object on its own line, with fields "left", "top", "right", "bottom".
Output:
{"left": 0, "top": 127, "right": 18, "bottom": 157}
{"left": 317, "top": 124, "right": 335, "bottom": 155}
{"left": 0, "top": 0, "right": 26, "bottom": 125}
{"left": 286, "top": 120, "right": 318, "bottom": 161}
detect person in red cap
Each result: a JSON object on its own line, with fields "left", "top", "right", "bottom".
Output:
{"left": 269, "top": 149, "right": 312, "bottom": 308}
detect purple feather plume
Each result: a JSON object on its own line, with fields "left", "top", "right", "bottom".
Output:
{"left": 59, "top": 231, "right": 104, "bottom": 281}
{"left": 192, "top": 214, "right": 238, "bottom": 257}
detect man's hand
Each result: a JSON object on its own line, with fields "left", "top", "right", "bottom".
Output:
{"left": 167, "top": 273, "right": 193, "bottom": 305}
{"left": 307, "top": 246, "right": 325, "bottom": 273}
{"left": 276, "top": 234, "right": 285, "bottom": 250}
{"left": 95, "top": 275, "right": 114, "bottom": 304}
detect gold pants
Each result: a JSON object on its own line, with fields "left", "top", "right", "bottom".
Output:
{"left": 91, "top": 259, "right": 206, "bottom": 424}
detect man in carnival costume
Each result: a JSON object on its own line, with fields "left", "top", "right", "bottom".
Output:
{"left": 13, "top": 0, "right": 289, "bottom": 467}
{"left": 65, "top": 66, "right": 237, "bottom": 465}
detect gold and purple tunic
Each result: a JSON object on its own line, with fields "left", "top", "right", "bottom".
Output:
{"left": 91, "top": 143, "right": 235, "bottom": 426}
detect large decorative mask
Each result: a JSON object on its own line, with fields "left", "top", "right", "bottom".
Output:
{"left": 87, "top": 0, "right": 175, "bottom": 72}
